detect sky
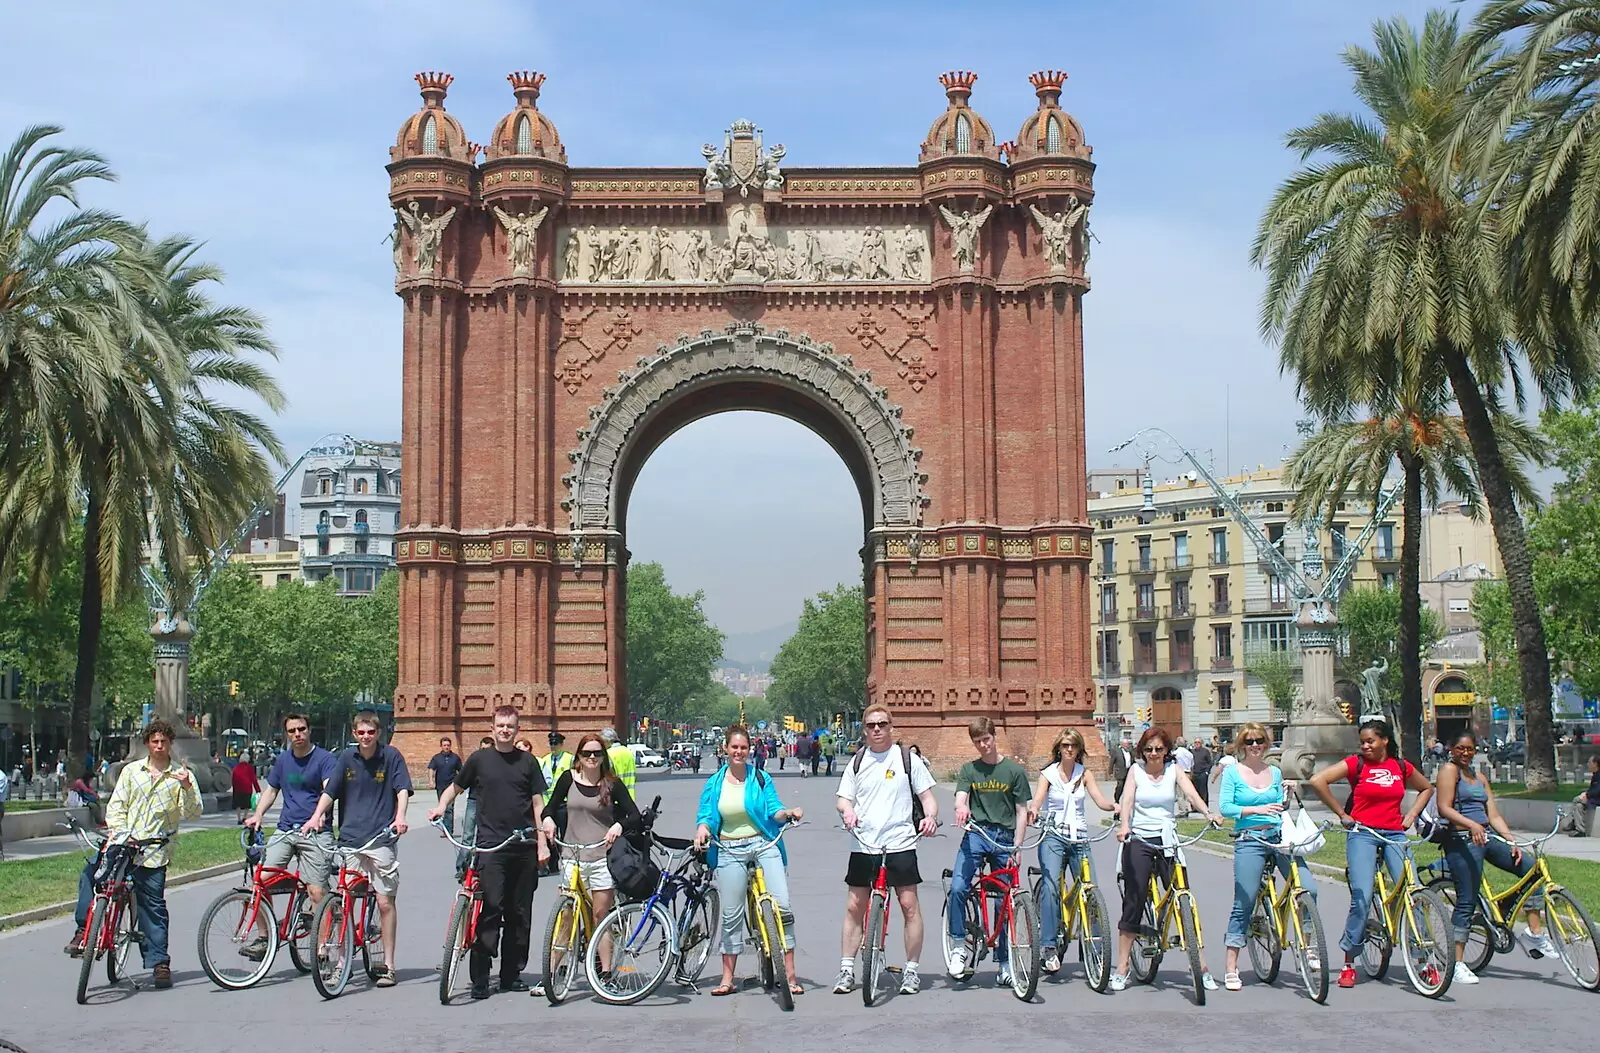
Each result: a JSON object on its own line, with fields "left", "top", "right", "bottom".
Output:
{"left": 4, "top": 0, "right": 1444, "bottom": 635}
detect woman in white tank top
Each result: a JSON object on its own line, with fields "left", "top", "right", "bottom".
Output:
{"left": 1029, "top": 729, "right": 1116, "bottom": 975}
{"left": 1111, "top": 726, "right": 1220, "bottom": 992}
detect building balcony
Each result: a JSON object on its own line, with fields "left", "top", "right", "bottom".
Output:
{"left": 1129, "top": 605, "right": 1159, "bottom": 623}
{"left": 1373, "top": 547, "right": 1400, "bottom": 565}
{"left": 1209, "top": 552, "right": 1231, "bottom": 568}
{"left": 1211, "top": 655, "right": 1235, "bottom": 672}
{"left": 1167, "top": 602, "right": 1196, "bottom": 620}
{"left": 1098, "top": 661, "right": 1122, "bottom": 678}
{"left": 1242, "top": 597, "right": 1294, "bottom": 615}
{"left": 1165, "top": 554, "right": 1194, "bottom": 575}
{"left": 354, "top": 522, "right": 370, "bottom": 535}
{"left": 1210, "top": 599, "right": 1232, "bottom": 616}
{"left": 1097, "top": 608, "right": 1120, "bottom": 625}
{"left": 1095, "top": 560, "right": 1117, "bottom": 578}
{"left": 1128, "top": 557, "right": 1158, "bottom": 576}
{"left": 1169, "top": 657, "right": 1196, "bottom": 673}
{"left": 1132, "top": 658, "right": 1158, "bottom": 676}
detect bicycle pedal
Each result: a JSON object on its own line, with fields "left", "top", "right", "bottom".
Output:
{"left": 1168, "top": 935, "right": 1183, "bottom": 949}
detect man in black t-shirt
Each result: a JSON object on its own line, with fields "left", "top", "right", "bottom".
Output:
{"left": 427, "top": 737, "right": 463, "bottom": 837}
{"left": 429, "top": 706, "right": 549, "bottom": 999}
{"left": 1190, "top": 739, "right": 1214, "bottom": 805}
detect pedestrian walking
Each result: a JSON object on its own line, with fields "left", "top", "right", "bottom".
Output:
{"left": 428, "top": 736, "right": 464, "bottom": 837}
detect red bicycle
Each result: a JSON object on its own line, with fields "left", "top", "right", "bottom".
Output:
{"left": 941, "top": 822, "right": 1045, "bottom": 1001}
{"left": 309, "top": 827, "right": 398, "bottom": 999}
{"left": 196, "top": 829, "right": 314, "bottom": 989}
{"left": 433, "top": 819, "right": 536, "bottom": 1005}
{"left": 842, "top": 824, "right": 943, "bottom": 1007}
{"left": 61, "top": 817, "right": 169, "bottom": 1005}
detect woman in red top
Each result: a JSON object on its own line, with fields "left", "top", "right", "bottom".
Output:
{"left": 1308, "top": 719, "right": 1433, "bottom": 990}
{"left": 231, "top": 751, "right": 261, "bottom": 824}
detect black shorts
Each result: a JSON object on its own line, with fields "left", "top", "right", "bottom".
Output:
{"left": 846, "top": 850, "right": 921, "bottom": 888}
{"left": 232, "top": 790, "right": 253, "bottom": 810}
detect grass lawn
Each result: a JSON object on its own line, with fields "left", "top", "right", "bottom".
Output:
{"left": 1491, "top": 783, "right": 1586, "bottom": 802}
{"left": 3, "top": 800, "right": 70, "bottom": 812}
{"left": 0, "top": 827, "right": 243, "bottom": 921}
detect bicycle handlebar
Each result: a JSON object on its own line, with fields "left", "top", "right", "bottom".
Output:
{"left": 1344, "top": 822, "right": 1430, "bottom": 848}
{"left": 57, "top": 815, "right": 170, "bottom": 853}
{"left": 550, "top": 835, "right": 612, "bottom": 852}
{"left": 1483, "top": 811, "right": 1564, "bottom": 850}
{"left": 431, "top": 818, "right": 539, "bottom": 855}
{"left": 1130, "top": 821, "right": 1218, "bottom": 850}
{"left": 833, "top": 822, "right": 944, "bottom": 854}
{"left": 961, "top": 821, "right": 1046, "bottom": 853}
{"left": 1037, "top": 818, "right": 1115, "bottom": 843}
{"left": 1235, "top": 820, "right": 1330, "bottom": 853}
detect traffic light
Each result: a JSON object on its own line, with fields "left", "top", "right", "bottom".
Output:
{"left": 228, "top": 681, "right": 239, "bottom": 696}
{"left": 640, "top": 716, "right": 650, "bottom": 732}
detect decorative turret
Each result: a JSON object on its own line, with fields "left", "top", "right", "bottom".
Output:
{"left": 919, "top": 71, "right": 1000, "bottom": 162}
{"left": 1011, "top": 70, "right": 1091, "bottom": 162}
{"left": 487, "top": 71, "right": 567, "bottom": 163}
{"left": 391, "top": 72, "right": 472, "bottom": 163}
{"left": 1010, "top": 70, "right": 1095, "bottom": 277}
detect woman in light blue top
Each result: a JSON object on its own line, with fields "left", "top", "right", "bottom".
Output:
{"left": 693, "top": 724, "right": 804, "bottom": 997}
{"left": 1219, "top": 722, "right": 1317, "bottom": 990}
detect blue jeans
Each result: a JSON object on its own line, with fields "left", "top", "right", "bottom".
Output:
{"left": 455, "top": 796, "right": 479, "bottom": 878}
{"left": 1225, "top": 833, "right": 1318, "bottom": 948}
{"left": 948, "top": 824, "right": 1017, "bottom": 964}
{"left": 74, "top": 860, "right": 170, "bottom": 967}
{"left": 436, "top": 789, "right": 456, "bottom": 836}
{"left": 1443, "top": 833, "right": 1541, "bottom": 945}
{"left": 1342, "top": 829, "right": 1404, "bottom": 954}
{"left": 1037, "top": 833, "right": 1092, "bottom": 950}
{"left": 713, "top": 837, "right": 794, "bottom": 954}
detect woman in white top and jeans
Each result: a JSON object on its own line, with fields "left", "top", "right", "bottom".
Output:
{"left": 1112, "top": 725, "right": 1221, "bottom": 991}
{"left": 1030, "top": 728, "right": 1115, "bottom": 975}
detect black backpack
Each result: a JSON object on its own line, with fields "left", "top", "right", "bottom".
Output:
{"left": 851, "top": 743, "right": 926, "bottom": 829}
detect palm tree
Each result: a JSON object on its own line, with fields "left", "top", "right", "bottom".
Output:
{"left": 1287, "top": 388, "right": 1545, "bottom": 763}
{"left": 1252, "top": 11, "right": 1594, "bottom": 791}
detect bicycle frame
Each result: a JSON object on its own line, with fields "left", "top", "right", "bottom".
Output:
{"left": 713, "top": 826, "right": 799, "bottom": 961}
{"left": 235, "top": 831, "right": 310, "bottom": 948}
{"left": 1130, "top": 827, "right": 1211, "bottom": 954}
{"left": 1239, "top": 828, "right": 1320, "bottom": 952}
{"left": 962, "top": 823, "right": 1046, "bottom": 953}
{"left": 1368, "top": 837, "right": 1431, "bottom": 947}
{"left": 1038, "top": 822, "right": 1113, "bottom": 946}
{"left": 1471, "top": 819, "right": 1587, "bottom": 946}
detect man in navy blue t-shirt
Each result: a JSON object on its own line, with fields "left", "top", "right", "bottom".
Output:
{"left": 307, "top": 711, "right": 412, "bottom": 986}
{"left": 245, "top": 713, "right": 338, "bottom": 913}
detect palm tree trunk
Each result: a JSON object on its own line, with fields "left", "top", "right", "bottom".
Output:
{"left": 1441, "top": 346, "right": 1557, "bottom": 792}
{"left": 70, "top": 489, "right": 104, "bottom": 777}
{"left": 1398, "top": 450, "right": 1424, "bottom": 765}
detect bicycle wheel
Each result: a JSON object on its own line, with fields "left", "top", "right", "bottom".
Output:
{"left": 360, "top": 896, "right": 385, "bottom": 983}
{"left": 198, "top": 889, "right": 277, "bottom": 990}
{"left": 1545, "top": 887, "right": 1600, "bottom": 991}
{"left": 1078, "top": 885, "right": 1113, "bottom": 993}
{"left": 1291, "top": 892, "right": 1329, "bottom": 1004}
{"left": 1359, "top": 898, "right": 1392, "bottom": 980}
{"left": 107, "top": 893, "right": 137, "bottom": 985}
{"left": 1246, "top": 891, "right": 1281, "bottom": 984}
{"left": 1424, "top": 875, "right": 1494, "bottom": 972}
{"left": 1007, "top": 888, "right": 1040, "bottom": 1001}
{"left": 1399, "top": 889, "right": 1453, "bottom": 998}
{"left": 1178, "top": 893, "right": 1205, "bottom": 1006}
{"left": 310, "top": 895, "right": 354, "bottom": 999}
{"left": 76, "top": 897, "right": 107, "bottom": 1005}
{"left": 675, "top": 886, "right": 718, "bottom": 986}
{"left": 438, "top": 895, "right": 471, "bottom": 1005}
{"left": 760, "top": 899, "right": 793, "bottom": 1011}
{"left": 862, "top": 890, "right": 888, "bottom": 1007}
{"left": 1128, "top": 901, "right": 1163, "bottom": 984}
{"left": 587, "top": 901, "right": 675, "bottom": 1005}
{"left": 286, "top": 888, "right": 314, "bottom": 974}
{"left": 542, "top": 894, "right": 586, "bottom": 1005}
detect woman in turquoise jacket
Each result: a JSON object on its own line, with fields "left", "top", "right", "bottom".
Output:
{"left": 693, "top": 724, "right": 804, "bottom": 996}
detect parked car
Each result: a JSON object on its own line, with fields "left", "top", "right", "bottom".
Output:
{"left": 629, "top": 744, "right": 667, "bottom": 769}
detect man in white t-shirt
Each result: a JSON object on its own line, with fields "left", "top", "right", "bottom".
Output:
{"left": 834, "top": 704, "right": 938, "bottom": 997}
{"left": 1173, "top": 737, "right": 1194, "bottom": 773}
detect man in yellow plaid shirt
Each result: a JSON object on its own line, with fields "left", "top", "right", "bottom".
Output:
{"left": 65, "top": 719, "right": 202, "bottom": 988}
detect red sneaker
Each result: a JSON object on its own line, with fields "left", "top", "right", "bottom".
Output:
{"left": 1337, "top": 966, "right": 1357, "bottom": 988}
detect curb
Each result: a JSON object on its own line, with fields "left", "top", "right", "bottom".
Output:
{"left": 1179, "top": 834, "right": 1347, "bottom": 878}
{"left": 0, "top": 861, "right": 239, "bottom": 930}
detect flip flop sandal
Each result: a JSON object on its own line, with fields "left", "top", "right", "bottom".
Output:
{"left": 710, "top": 982, "right": 738, "bottom": 996}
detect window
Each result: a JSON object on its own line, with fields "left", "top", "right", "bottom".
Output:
{"left": 394, "top": 512, "right": 402, "bottom": 529}
{"left": 1137, "top": 582, "right": 1155, "bottom": 610}
{"left": 276, "top": 573, "right": 291, "bottom": 584}
{"left": 1211, "top": 528, "right": 1228, "bottom": 564}
{"left": 355, "top": 538, "right": 369, "bottom": 555}
{"left": 1376, "top": 523, "right": 1395, "bottom": 560}
{"left": 1447, "top": 598, "right": 1471, "bottom": 613}
{"left": 1171, "top": 628, "right": 1193, "bottom": 670}
{"left": 1245, "top": 619, "right": 1293, "bottom": 652}
{"left": 954, "top": 113, "right": 972, "bottom": 152}
{"left": 1381, "top": 572, "right": 1397, "bottom": 590}
{"left": 1046, "top": 115, "right": 1062, "bottom": 152}
{"left": 1211, "top": 506, "right": 1224, "bottom": 518}
{"left": 1137, "top": 536, "right": 1152, "bottom": 570}
{"left": 1099, "top": 631, "right": 1119, "bottom": 672}
{"left": 1216, "top": 683, "right": 1234, "bottom": 711}
{"left": 1100, "top": 584, "right": 1117, "bottom": 617}
{"left": 1173, "top": 580, "right": 1190, "bottom": 611}
{"left": 1267, "top": 522, "right": 1285, "bottom": 544}
{"left": 1172, "top": 510, "right": 1187, "bottom": 523}
{"left": 355, "top": 478, "right": 369, "bottom": 494}
{"left": 318, "top": 537, "right": 330, "bottom": 556}
{"left": 1331, "top": 522, "right": 1348, "bottom": 562}
{"left": 1269, "top": 574, "right": 1289, "bottom": 607}
{"left": 1099, "top": 538, "right": 1114, "bottom": 573}
{"left": 1105, "top": 686, "right": 1121, "bottom": 714}
{"left": 1265, "top": 501, "right": 1285, "bottom": 513}
{"left": 318, "top": 510, "right": 330, "bottom": 525}
{"left": 422, "top": 115, "right": 439, "bottom": 154}
{"left": 1135, "top": 631, "right": 1156, "bottom": 673}
{"left": 1215, "top": 626, "right": 1233, "bottom": 659}
{"left": 318, "top": 476, "right": 331, "bottom": 495}
{"left": 515, "top": 114, "right": 533, "bottom": 153}
{"left": 1212, "top": 575, "right": 1229, "bottom": 605}
{"left": 355, "top": 508, "right": 368, "bottom": 526}
{"left": 1173, "top": 532, "right": 1189, "bottom": 565}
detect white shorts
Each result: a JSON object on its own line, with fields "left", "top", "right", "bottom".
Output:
{"left": 575, "top": 855, "right": 612, "bottom": 893}
{"left": 345, "top": 843, "right": 400, "bottom": 898}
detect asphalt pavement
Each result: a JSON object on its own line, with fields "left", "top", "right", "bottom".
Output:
{"left": 1, "top": 768, "right": 1596, "bottom": 1053}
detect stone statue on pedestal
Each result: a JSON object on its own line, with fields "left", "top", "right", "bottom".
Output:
{"left": 492, "top": 205, "right": 547, "bottom": 277}
{"left": 1277, "top": 603, "right": 1358, "bottom": 779}
{"left": 1360, "top": 656, "right": 1389, "bottom": 719}
{"left": 939, "top": 204, "right": 993, "bottom": 273}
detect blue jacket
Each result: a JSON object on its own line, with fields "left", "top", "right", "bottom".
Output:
{"left": 695, "top": 763, "right": 789, "bottom": 868}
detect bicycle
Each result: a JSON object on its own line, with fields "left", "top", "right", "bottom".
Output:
{"left": 710, "top": 822, "right": 804, "bottom": 1011}
{"left": 433, "top": 820, "right": 537, "bottom": 1005}
{"left": 1124, "top": 823, "right": 1215, "bottom": 1006}
{"left": 839, "top": 825, "right": 941, "bottom": 1007}
{"left": 309, "top": 826, "right": 398, "bottom": 999}
{"left": 585, "top": 832, "right": 719, "bottom": 1005}
{"left": 196, "top": 828, "right": 315, "bottom": 990}
{"left": 1028, "top": 821, "right": 1114, "bottom": 992}
{"left": 1345, "top": 823, "right": 1454, "bottom": 998}
{"left": 540, "top": 833, "right": 611, "bottom": 1005}
{"left": 1237, "top": 822, "right": 1330, "bottom": 1003}
{"left": 60, "top": 817, "right": 168, "bottom": 1005}
{"left": 941, "top": 821, "right": 1046, "bottom": 1001}
{"left": 1419, "top": 810, "right": 1599, "bottom": 990}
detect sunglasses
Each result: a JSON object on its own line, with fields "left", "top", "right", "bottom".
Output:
{"left": 864, "top": 720, "right": 891, "bottom": 730}
{"left": 577, "top": 749, "right": 605, "bottom": 759}
{"left": 1243, "top": 738, "right": 1267, "bottom": 747}
{"left": 1145, "top": 746, "right": 1168, "bottom": 755}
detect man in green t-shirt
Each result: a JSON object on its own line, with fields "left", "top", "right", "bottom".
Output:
{"left": 946, "top": 716, "right": 1030, "bottom": 983}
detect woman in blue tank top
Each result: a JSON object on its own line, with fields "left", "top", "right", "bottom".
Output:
{"left": 1435, "top": 731, "right": 1550, "bottom": 983}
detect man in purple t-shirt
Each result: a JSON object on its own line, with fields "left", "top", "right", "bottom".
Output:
{"left": 245, "top": 712, "right": 338, "bottom": 914}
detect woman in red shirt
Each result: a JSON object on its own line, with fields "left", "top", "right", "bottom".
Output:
{"left": 231, "top": 751, "right": 261, "bottom": 824}
{"left": 1308, "top": 719, "right": 1433, "bottom": 990}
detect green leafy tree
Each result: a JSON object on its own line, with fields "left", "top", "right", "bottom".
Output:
{"left": 768, "top": 584, "right": 866, "bottom": 729}
{"left": 625, "top": 562, "right": 724, "bottom": 725}
{"left": 1523, "top": 398, "right": 1600, "bottom": 700}
{"left": 1338, "top": 585, "right": 1446, "bottom": 755}
{"left": 1244, "top": 648, "right": 1300, "bottom": 717}
{"left": 1252, "top": 12, "right": 1590, "bottom": 790}
{"left": 1469, "top": 579, "right": 1523, "bottom": 723}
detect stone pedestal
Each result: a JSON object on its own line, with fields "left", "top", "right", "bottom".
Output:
{"left": 142, "top": 617, "right": 225, "bottom": 793}
{"left": 1279, "top": 614, "right": 1356, "bottom": 779}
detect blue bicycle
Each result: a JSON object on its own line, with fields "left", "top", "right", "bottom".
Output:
{"left": 585, "top": 834, "right": 719, "bottom": 1004}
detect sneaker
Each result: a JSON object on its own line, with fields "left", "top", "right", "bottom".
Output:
{"left": 375, "top": 965, "right": 398, "bottom": 988}
{"left": 898, "top": 965, "right": 921, "bottom": 994}
{"left": 947, "top": 945, "right": 971, "bottom": 978}
{"left": 1306, "top": 949, "right": 1322, "bottom": 971}
{"left": 530, "top": 983, "right": 546, "bottom": 997}
{"left": 998, "top": 965, "right": 1013, "bottom": 988}
{"left": 471, "top": 980, "right": 491, "bottom": 1000}
{"left": 1518, "top": 929, "right": 1554, "bottom": 960}
{"left": 499, "top": 977, "right": 530, "bottom": 993}
{"left": 832, "top": 967, "right": 856, "bottom": 994}
{"left": 1452, "top": 961, "right": 1480, "bottom": 985}
{"left": 64, "top": 928, "right": 87, "bottom": 958}
{"left": 152, "top": 962, "right": 173, "bottom": 989}
{"left": 1338, "top": 966, "right": 1357, "bottom": 988}
{"left": 240, "top": 937, "right": 269, "bottom": 962}
{"left": 1109, "top": 972, "right": 1127, "bottom": 991}
{"left": 1201, "top": 971, "right": 1219, "bottom": 991}
{"left": 1042, "top": 950, "right": 1061, "bottom": 974}
{"left": 1224, "top": 972, "right": 1243, "bottom": 991}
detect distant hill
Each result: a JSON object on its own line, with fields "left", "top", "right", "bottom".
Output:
{"left": 720, "top": 619, "right": 796, "bottom": 669}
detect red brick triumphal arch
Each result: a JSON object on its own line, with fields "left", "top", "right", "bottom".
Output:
{"left": 387, "top": 68, "right": 1099, "bottom": 771}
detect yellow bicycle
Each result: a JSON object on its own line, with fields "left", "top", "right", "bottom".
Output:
{"left": 1347, "top": 824, "right": 1454, "bottom": 998}
{"left": 1126, "top": 824, "right": 1215, "bottom": 1005}
{"left": 1238, "top": 822, "right": 1330, "bottom": 1003}
{"left": 712, "top": 822, "right": 801, "bottom": 1012}
{"left": 541, "top": 834, "right": 610, "bottom": 1004}
{"left": 1420, "top": 811, "right": 1599, "bottom": 990}
{"left": 1029, "top": 822, "right": 1114, "bottom": 992}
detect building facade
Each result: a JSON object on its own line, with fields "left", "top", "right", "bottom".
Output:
{"left": 1087, "top": 467, "right": 1498, "bottom": 747}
